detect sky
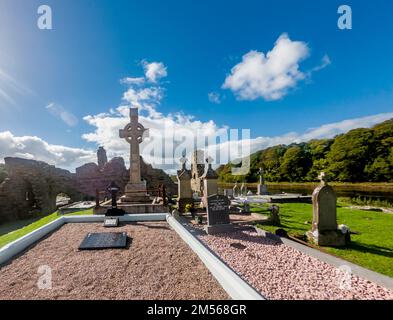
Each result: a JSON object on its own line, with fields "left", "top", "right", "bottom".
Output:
{"left": 0, "top": 0, "right": 393, "bottom": 173}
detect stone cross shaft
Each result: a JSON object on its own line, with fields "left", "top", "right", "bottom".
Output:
{"left": 119, "top": 108, "right": 148, "bottom": 184}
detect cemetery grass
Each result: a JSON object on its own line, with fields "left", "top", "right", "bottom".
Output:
{"left": 253, "top": 203, "right": 393, "bottom": 278}
{"left": 0, "top": 209, "right": 93, "bottom": 249}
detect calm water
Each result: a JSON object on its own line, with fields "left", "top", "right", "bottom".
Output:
{"left": 219, "top": 184, "right": 393, "bottom": 205}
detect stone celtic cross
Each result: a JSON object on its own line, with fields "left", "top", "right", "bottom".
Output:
{"left": 119, "top": 108, "right": 149, "bottom": 185}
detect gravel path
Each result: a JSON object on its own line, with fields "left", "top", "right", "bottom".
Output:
{"left": 196, "top": 228, "right": 393, "bottom": 300}
{"left": 0, "top": 222, "right": 229, "bottom": 300}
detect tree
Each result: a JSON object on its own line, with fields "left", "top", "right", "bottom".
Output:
{"left": 326, "top": 128, "right": 375, "bottom": 182}
{"left": 279, "top": 146, "right": 312, "bottom": 182}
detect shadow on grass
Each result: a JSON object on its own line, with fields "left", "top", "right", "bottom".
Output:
{"left": 336, "top": 241, "right": 393, "bottom": 259}
{"left": 0, "top": 216, "right": 45, "bottom": 236}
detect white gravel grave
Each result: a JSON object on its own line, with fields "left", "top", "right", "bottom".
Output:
{"left": 196, "top": 228, "right": 393, "bottom": 300}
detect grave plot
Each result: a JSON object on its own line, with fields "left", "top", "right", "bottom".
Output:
{"left": 192, "top": 225, "right": 393, "bottom": 300}
{"left": 0, "top": 222, "right": 229, "bottom": 300}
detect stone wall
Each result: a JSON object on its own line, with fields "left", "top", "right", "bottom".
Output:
{"left": 75, "top": 155, "right": 177, "bottom": 197}
{"left": 0, "top": 149, "right": 176, "bottom": 223}
{"left": 0, "top": 158, "right": 82, "bottom": 223}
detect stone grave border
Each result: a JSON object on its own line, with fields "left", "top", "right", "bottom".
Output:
{"left": 0, "top": 213, "right": 264, "bottom": 300}
{"left": 255, "top": 227, "right": 393, "bottom": 291}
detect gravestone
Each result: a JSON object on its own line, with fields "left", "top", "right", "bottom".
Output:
{"left": 233, "top": 182, "right": 240, "bottom": 198}
{"left": 306, "top": 172, "right": 346, "bottom": 246}
{"left": 240, "top": 183, "right": 247, "bottom": 197}
{"left": 105, "top": 181, "right": 126, "bottom": 217}
{"left": 201, "top": 156, "right": 219, "bottom": 208}
{"left": 176, "top": 156, "right": 193, "bottom": 213}
{"left": 79, "top": 232, "right": 128, "bottom": 250}
{"left": 204, "top": 194, "right": 234, "bottom": 235}
{"left": 104, "top": 217, "right": 119, "bottom": 228}
{"left": 257, "top": 168, "right": 268, "bottom": 195}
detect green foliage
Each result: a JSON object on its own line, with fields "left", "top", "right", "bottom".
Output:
{"left": 279, "top": 145, "right": 312, "bottom": 182}
{"left": 218, "top": 119, "right": 393, "bottom": 183}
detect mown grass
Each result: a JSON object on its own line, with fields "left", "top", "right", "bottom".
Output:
{"left": 0, "top": 209, "right": 93, "bottom": 249}
{"left": 253, "top": 202, "right": 393, "bottom": 278}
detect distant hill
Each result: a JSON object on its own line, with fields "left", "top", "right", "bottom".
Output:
{"left": 217, "top": 119, "right": 393, "bottom": 183}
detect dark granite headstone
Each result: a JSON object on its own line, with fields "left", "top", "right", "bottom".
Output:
{"left": 79, "top": 232, "right": 127, "bottom": 250}
{"left": 206, "top": 194, "right": 230, "bottom": 226}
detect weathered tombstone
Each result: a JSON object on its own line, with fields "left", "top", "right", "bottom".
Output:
{"left": 306, "top": 172, "right": 346, "bottom": 246}
{"left": 257, "top": 168, "right": 268, "bottom": 195}
{"left": 225, "top": 189, "right": 234, "bottom": 199}
{"left": 240, "top": 183, "right": 247, "bottom": 197}
{"left": 268, "top": 205, "right": 280, "bottom": 225}
{"left": 233, "top": 182, "right": 239, "bottom": 198}
{"left": 201, "top": 156, "right": 219, "bottom": 208}
{"left": 242, "top": 200, "right": 251, "bottom": 214}
{"left": 205, "top": 194, "right": 234, "bottom": 235}
{"left": 176, "top": 156, "right": 193, "bottom": 213}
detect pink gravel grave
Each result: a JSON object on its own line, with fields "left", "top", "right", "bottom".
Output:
{"left": 0, "top": 222, "right": 229, "bottom": 300}
{"left": 196, "top": 227, "right": 393, "bottom": 300}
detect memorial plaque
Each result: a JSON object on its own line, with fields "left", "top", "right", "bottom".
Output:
{"left": 104, "top": 217, "right": 119, "bottom": 228}
{"left": 206, "top": 194, "right": 230, "bottom": 226}
{"left": 79, "top": 232, "right": 127, "bottom": 250}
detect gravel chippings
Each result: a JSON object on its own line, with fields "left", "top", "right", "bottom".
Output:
{"left": 196, "top": 228, "right": 393, "bottom": 300}
{"left": 0, "top": 222, "right": 229, "bottom": 300}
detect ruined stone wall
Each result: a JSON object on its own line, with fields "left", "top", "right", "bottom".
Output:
{"left": 75, "top": 156, "right": 176, "bottom": 197}
{"left": 75, "top": 157, "right": 129, "bottom": 197}
{"left": 0, "top": 158, "right": 82, "bottom": 223}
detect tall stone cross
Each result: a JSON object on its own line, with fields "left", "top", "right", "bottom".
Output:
{"left": 258, "top": 167, "right": 265, "bottom": 185}
{"left": 119, "top": 108, "right": 149, "bottom": 185}
{"left": 318, "top": 172, "right": 327, "bottom": 186}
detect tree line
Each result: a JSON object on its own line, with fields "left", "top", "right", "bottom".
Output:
{"left": 217, "top": 118, "right": 393, "bottom": 183}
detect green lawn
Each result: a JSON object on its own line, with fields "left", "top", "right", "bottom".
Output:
{"left": 0, "top": 209, "right": 93, "bottom": 249}
{"left": 253, "top": 203, "right": 393, "bottom": 278}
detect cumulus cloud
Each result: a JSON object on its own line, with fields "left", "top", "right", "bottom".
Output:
{"left": 120, "top": 77, "right": 145, "bottom": 85}
{"left": 0, "top": 131, "right": 95, "bottom": 171}
{"left": 208, "top": 92, "right": 222, "bottom": 104}
{"left": 223, "top": 33, "right": 311, "bottom": 101}
{"left": 143, "top": 61, "right": 168, "bottom": 83}
{"left": 46, "top": 102, "right": 78, "bottom": 127}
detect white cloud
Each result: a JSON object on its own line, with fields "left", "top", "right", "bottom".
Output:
{"left": 120, "top": 77, "right": 145, "bottom": 85}
{"left": 223, "top": 33, "right": 310, "bottom": 101}
{"left": 46, "top": 102, "right": 78, "bottom": 127}
{"left": 0, "top": 131, "right": 95, "bottom": 171}
{"left": 143, "top": 61, "right": 168, "bottom": 83}
{"left": 208, "top": 92, "right": 222, "bottom": 104}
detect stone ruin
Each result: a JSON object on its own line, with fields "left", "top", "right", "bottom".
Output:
{"left": 76, "top": 146, "right": 176, "bottom": 198}
{"left": 0, "top": 147, "right": 176, "bottom": 223}
{"left": 0, "top": 157, "right": 82, "bottom": 223}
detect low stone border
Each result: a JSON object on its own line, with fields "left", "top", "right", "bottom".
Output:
{"left": 255, "top": 226, "right": 393, "bottom": 291}
{"left": 0, "top": 213, "right": 264, "bottom": 300}
{"left": 167, "top": 215, "right": 264, "bottom": 300}
{"left": 0, "top": 214, "right": 168, "bottom": 266}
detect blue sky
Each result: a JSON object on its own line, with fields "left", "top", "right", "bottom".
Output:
{"left": 0, "top": 0, "right": 393, "bottom": 171}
